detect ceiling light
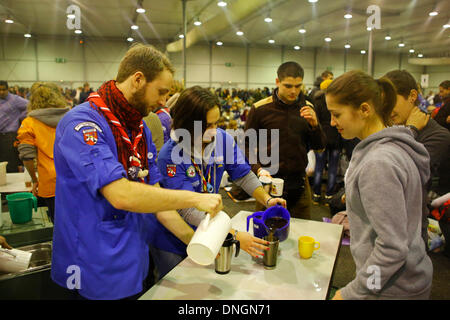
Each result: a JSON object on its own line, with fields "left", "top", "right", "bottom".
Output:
{"left": 67, "top": 14, "right": 76, "bottom": 19}
{"left": 398, "top": 42, "right": 405, "bottom": 47}
{"left": 367, "top": 27, "right": 372, "bottom": 31}
{"left": 385, "top": 35, "right": 392, "bottom": 40}
{"left": 324, "top": 37, "right": 332, "bottom": 42}
{"left": 409, "top": 49, "right": 415, "bottom": 53}
{"left": 344, "top": 13, "right": 353, "bottom": 19}
{"left": 127, "top": 37, "right": 134, "bottom": 42}
{"left": 268, "top": 39, "right": 275, "bottom": 44}
{"left": 418, "top": 53, "right": 424, "bottom": 58}
{"left": 216, "top": 41, "right": 223, "bottom": 46}
{"left": 136, "top": 8, "right": 146, "bottom": 13}
{"left": 444, "top": 23, "right": 450, "bottom": 29}
{"left": 24, "top": 33, "right": 31, "bottom": 38}
{"left": 308, "top": 0, "right": 318, "bottom": 3}
{"left": 178, "top": 34, "right": 184, "bottom": 39}
{"left": 298, "top": 28, "right": 306, "bottom": 34}
{"left": 131, "top": 25, "right": 139, "bottom": 30}
{"left": 74, "top": 29, "right": 82, "bottom": 34}
{"left": 194, "top": 20, "right": 202, "bottom": 26}
{"left": 361, "top": 50, "right": 366, "bottom": 54}
{"left": 264, "top": 17, "right": 273, "bottom": 23}
{"left": 5, "top": 19, "right": 14, "bottom": 24}
{"left": 429, "top": 11, "right": 438, "bottom": 17}
{"left": 236, "top": 30, "right": 244, "bottom": 36}
{"left": 217, "top": 1, "right": 227, "bottom": 7}
{"left": 294, "top": 46, "right": 301, "bottom": 50}
{"left": 345, "top": 44, "right": 351, "bottom": 49}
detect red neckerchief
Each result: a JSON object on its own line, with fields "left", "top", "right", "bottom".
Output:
{"left": 87, "top": 80, "right": 148, "bottom": 183}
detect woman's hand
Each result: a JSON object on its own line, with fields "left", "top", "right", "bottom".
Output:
{"left": 236, "top": 231, "right": 269, "bottom": 258}
{"left": 267, "top": 197, "right": 287, "bottom": 208}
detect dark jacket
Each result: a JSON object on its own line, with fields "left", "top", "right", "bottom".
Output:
{"left": 244, "top": 89, "right": 326, "bottom": 189}
{"left": 435, "top": 96, "right": 450, "bottom": 132}
{"left": 313, "top": 90, "right": 342, "bottom": 149}
{"left": 416, "top": 118, "right": 450, "bottom": 183}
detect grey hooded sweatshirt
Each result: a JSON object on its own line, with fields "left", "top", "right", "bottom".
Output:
{"left": 18, "top": 107, "right": 70, "bottom": 160}
{"left": 340, "top": 126, "right": 433, "bottom": 300}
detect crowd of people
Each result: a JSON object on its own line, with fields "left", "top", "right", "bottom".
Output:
{"left": 0, "top": 42, "right": 450, "bottom": 300}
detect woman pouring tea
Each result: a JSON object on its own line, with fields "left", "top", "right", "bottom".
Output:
{"left": 146, "top": 86, "right": 286, "bottom": 280}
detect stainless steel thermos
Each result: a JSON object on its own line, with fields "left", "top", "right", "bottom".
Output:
{"left": 215, "top": 233, "right": 240, "bottom": 274}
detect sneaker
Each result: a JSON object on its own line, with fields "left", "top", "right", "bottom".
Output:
{"left": 312, "top": 194, "right": 321, "bottom": 204}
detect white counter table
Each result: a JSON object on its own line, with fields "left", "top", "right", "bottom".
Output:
{"left": 0, "top": 173, "right": 31, "bottom": 194}
{"left": 140, "top": 210, "right": 343, "bottom": 300}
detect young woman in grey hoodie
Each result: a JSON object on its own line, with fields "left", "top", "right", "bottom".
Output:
{"left": 325, "top": 71, "right": 433, "bottom": 300}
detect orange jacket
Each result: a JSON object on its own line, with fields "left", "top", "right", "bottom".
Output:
{"left": 16, "top": 108, "right": 69, "bottom": 197}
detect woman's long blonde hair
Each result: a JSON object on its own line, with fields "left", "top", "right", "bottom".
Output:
{"left": 27, "top": 82, "right": 67, "bottom": 112}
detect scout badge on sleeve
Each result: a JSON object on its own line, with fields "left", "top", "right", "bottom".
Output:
{"left": 186, "top": 165, "right": 196, "bottom": 178}
{"left": 82, "top": 128, "right": 98, "bottom": 145}
{"left": 167, "top": 164, "right": 177, "bottom": 177}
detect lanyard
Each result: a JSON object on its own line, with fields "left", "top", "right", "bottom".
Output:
{"left": 191, "top": 156, "right": 214, "bottom": 193}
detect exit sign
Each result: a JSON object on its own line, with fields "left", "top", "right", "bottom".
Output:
{"left": 55, "top": 58, "right": 67, "bottom": 63}
{"left": 225, "top": 62, "right": 233, "bottom": 67}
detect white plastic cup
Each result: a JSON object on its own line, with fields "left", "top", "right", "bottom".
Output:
{"left": 0, "top": 162, "right": 7, "bottom": 186}
{"left": 270, "top": 178, "right": 284, "bottom": 197}
{"left": 187, "top": 211, "right": 231, "bottom": 266}
{"left": 259, "top": 176, "right": 272, "bottom": 194}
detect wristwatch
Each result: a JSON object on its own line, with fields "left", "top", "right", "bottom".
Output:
{"left": 266, "top": 197, "right": 274, "bottom": 207}
{"left": 407, "top": 124, "right": 419, "bottom": 138}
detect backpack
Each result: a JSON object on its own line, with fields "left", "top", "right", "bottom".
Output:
{"left": 431, "top": 199, "right": 450, "bottom": 223}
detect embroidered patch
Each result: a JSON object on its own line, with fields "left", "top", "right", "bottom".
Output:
{"left": 75, "top": 122, "right": 103, "bottom": 133}
{"left": 186, "top": 165, "right": 196, "bottom": 178}
{"left": 147, "top": 152, "right": 154, "bottom": 160}
{"left": 83, "top": 128, "right": 98, "bottom": 145}
{"left": 166, "top": 164, "right": 177, "bottom": 177}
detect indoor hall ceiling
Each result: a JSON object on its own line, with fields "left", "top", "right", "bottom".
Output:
{"left": 0, "top": 0, "right": 449, "bottom": 57}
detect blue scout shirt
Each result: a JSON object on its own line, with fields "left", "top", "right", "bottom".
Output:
{"left": 51, "top": 102, "right": 161, "bottom": 300}
{"left": 146, "top": 128, "right": 250, "bottom": 255}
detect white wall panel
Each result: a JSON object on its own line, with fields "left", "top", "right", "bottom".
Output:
{"left": 249, "top": 48, "right": 281, "bottom": 66}
{"left": 38, "top": 61, "right": 84, "bottom": 81}
{"left": 1, "top": 61, "right": 36, "bottom": 81}
{"left": 212, "top": 65, "right": 246, "bottom": 83}
{"left": 84, "top": 41, "right": 128, "bottom": 62}
{"left": 37, "top": 38, "right": 83, "bottom": 61}
{"left": 3, "top": 38, "right": 36, "bottom": 60}
{"left": 212, "top": 46, "right": 246, "bottom": 65}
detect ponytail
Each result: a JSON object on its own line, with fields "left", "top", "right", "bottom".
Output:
{"left": 376, "top": 77, "right": 397, "bottom": 126}
{"left": 326, "top": 70, "right": 397, "bottom": 126}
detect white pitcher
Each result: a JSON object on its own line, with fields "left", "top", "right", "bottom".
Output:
{"left": 187, "top": 211, "right": 231, "bottom": 266}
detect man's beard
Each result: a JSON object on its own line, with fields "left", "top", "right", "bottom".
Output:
{"left": 129, "top": 87, "right": 151, "bottom": 117}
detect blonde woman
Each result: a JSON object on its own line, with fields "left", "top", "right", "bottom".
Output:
{"left": 16, "top": 82, "right": 70, "bottom": 222}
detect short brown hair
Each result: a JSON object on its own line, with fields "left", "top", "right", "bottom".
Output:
{"left": 277, "top": 61, "right": 304, "bottom": 81}
{"left": 116, "top": 43, "right": 174, "bottom": 83}
{"left": 326, "top": 70, "right": 397, "bottom": 126}
{"left": 440, "top": 80, "right": 450, "bottom": 89}
{"left": 384, "top": 70, "right": 419, "bottom": 105}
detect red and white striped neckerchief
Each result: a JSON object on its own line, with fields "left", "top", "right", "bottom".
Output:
{"left": 87, "top": 93, "right": 145, "bottom": 182}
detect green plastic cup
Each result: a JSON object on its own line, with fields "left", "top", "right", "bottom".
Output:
{"left": 6, "top": 192, "right": 37, "bottom": 224}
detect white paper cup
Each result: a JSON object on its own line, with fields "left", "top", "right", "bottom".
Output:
{"left": 270, "top": 178, "right": 284, "bottom": 197}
